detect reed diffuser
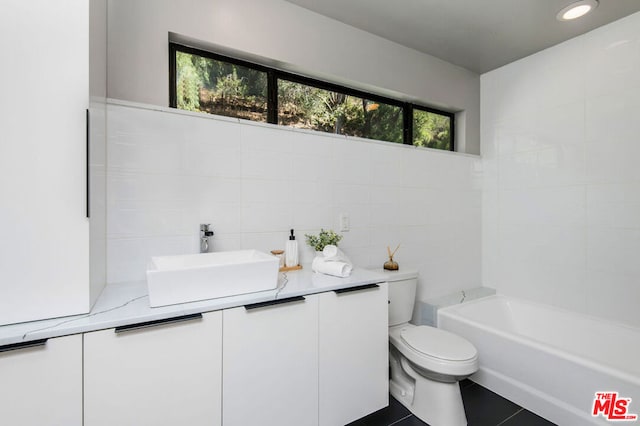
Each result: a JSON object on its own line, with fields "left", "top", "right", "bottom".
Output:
{"left": 384, "top": 244, "right": 400, "bottom": 270}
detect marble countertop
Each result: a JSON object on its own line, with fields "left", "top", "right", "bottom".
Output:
{"left": 0, "top": 267, "right": 386, "bottom": 346}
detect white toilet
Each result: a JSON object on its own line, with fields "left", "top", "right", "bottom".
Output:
{"left": 379, "top": 269, "right": 479, "bottom": 426}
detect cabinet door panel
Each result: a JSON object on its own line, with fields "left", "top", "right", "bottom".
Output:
{"left": 0, "top": 0, "right": 90, "bottom": 326}
{"left": 84, "top": 312, "right": 222, "bottom": 426}
{"left": 0, "top": 335, "right": 82, "bottom": 426}
{"left": 223, "top": 296, "right": 319, "bottom": 426}
{"left": 319, "top": 283, "right": 389, "bottom": 426}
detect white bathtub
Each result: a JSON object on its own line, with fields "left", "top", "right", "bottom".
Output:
{"left": 438, "top": 295, "right": 640, "bottom": 425}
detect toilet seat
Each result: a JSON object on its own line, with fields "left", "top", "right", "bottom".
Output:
{"left": 390, "top": 324, "right": 478, "bottom": 377}
{"left": 400, "top": 326, "right": 477, "bottom": 362}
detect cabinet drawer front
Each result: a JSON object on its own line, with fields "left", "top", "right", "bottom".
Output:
{"left": 223, "top": 297, "right": 319, "bottom": 426}
{"left": 84, "top": 311, "right": 222, "bottom": 426}
{"left": 0, "top": 334, "right": 82, "bottom": 426}
{"left": 319, "top": 282, "right": 389, "bottom": 426}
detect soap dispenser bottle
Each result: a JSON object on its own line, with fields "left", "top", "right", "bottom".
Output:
{"left": 285, "top": 229, "right": 299, "bottom": 267}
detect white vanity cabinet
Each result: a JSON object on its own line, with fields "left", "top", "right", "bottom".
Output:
{"left": 222, "top": 295, "right": 319, "bottom": 426}
{"left": 83, "top": 312, "right": 222, "bottom": 426}
{"left": 319, "top": 283, "right": 389, "bottom": 426}
{"left": 0, "top": 275, "right": 388, "bottom": 426}
{"left": 0, "top": 335, "right": 83, "bottom": 426}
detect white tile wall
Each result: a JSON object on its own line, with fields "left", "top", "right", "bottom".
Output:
{"left": 106, "top": 102, "right": 481, "bottom": 303}
{"left": 481, "top": 12, "right": 640, "bottom": 327}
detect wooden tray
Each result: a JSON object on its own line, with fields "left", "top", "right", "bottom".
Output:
{"left": 279, "top": 265, "right": 302, "bottom": 272}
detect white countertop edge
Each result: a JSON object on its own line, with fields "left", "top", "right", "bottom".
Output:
{"left": 0, "top": 268, "right": 387, "bottom": 346}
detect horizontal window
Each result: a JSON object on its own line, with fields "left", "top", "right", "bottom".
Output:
{"left": 170, "top": 43, "right": 455, "bottom": 151}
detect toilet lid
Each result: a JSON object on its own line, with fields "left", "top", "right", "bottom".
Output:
{"left": 400, "top": 326, "right": 477, "bottom": 361}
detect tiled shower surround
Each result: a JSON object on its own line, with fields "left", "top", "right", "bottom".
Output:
{"left": 481, "top": 12, "right": 640, "bottom": 327}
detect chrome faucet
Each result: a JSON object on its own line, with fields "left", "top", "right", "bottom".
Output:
{"left": 200, "top": 224, "right": 214, "bottom": 253}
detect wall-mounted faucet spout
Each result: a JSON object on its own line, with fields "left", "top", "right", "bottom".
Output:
{"left": 200, "top": 224, "right": 214, "bottom": 253}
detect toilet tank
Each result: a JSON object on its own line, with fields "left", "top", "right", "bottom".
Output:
{"left": 375, "top": 269, "right": 419, "bottom": 327}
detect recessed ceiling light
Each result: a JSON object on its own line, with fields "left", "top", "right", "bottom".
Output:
{"left": 557, "top": 0, "right": 599, "bottom": 21}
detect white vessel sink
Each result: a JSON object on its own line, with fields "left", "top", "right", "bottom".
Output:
{"left": 146, "top": 250, "right": 280, "bottom": 307}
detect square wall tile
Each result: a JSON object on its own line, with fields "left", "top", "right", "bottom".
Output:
{"left": 183, "top": 139, "right": 242, "bottom": 178}
{"left": 242, "top": 179, "right": 291, "bottom": 205}
{"left": 292, "top": 203, "right": 333, "bottom": 231}
{"left": 586, "top": 139, "right": 640, "bottom": 184}
{"left": 107, "top": 200, "right": 189, "bottom": 238}
{"left": 241, "top": 148, "right": 292, "bottom": 180}
{"left": 499, "top": 187, "right": 586, "bottom": 228}
{"left": 587, "top": 182, "right": 640, "bottom": 230}
{"left": 289, "top": 131, "right": 334, "bottom": 157}
{"left": 585, "top": 268, "right": 640, "bottom": 327}
{"left": 240, "top": 122, "right": 294, "bottom": 153}
{"left": 370, "top": 143, "right": 405, "bottom": 187}
{"left": 532, "top": 36, "right": 586, "bottom": 108}
{"left": 108, "top": 133, "right": 183, "bottom": 174}
{"left": 291, "top": 152, "right": 333, "bottom": 183}
{"left": 584, "top": 13, "right": 640, "bottom": 99}
{"left": 107, "top": 236, "right": 192, "bottom": 283}
{"left": 499, "top": 224, "right": 586, "bottom": 270}
{"left": 587, "top": 228, "right": 640, "bottom": 275}
{"left": 240, "top": 203, "right": 293, "bottom": 233}
{"left": 185, "top": 202, "right": 242, "bottom": 235}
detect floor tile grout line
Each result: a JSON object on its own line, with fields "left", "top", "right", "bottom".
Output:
{"left": 495, "top": 407, "right": 524, "bottom": 426}
{"left": 388, "top": 413, "right": 414, "bottom": 425}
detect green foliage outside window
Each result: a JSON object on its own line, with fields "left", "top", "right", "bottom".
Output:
{"left": 176, "top": 51, "right": 201, "bottom": 112}
{"left": 176, "top": 51, "right": 268, "bottom": 121}
{"left": 278, "top": 80, "right": 403, "bottom": 143}
{"left": 173, "top": 46, "right": 453, "bottom": 151}
{"left": 413, "top": 109, "right": 451, "bottom": 150}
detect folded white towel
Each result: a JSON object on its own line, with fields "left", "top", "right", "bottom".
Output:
{"left": 312, "top": 257, "right": 353, "bottom": 277}
{"left": 312, "top": 245, "right": 353, "bottom": 278}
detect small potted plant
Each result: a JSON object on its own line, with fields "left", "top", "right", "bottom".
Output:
{"left": 305, "top": 229, "right": 343, "bottom": 253}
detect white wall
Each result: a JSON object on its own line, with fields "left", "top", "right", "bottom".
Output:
{"left": 106, "top": 101, "right": 482, "bottom": 302}
{"left": 481, "top": 12, "right": 640, "bottom": 327}
{"left": 106, "top": 0, "right": 480, "bottom": 154}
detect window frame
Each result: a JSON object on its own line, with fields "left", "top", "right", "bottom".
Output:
{"left": 169, "top": 43, "right": 455, "bottom": 151}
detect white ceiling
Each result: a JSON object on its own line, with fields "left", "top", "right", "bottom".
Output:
{"left": 284, "top": 0, "right": 640, "bottom": 74}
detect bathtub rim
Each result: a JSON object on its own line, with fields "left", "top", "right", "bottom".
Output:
{"left": 437, "top": 294, "right": 640, "bottom": 387}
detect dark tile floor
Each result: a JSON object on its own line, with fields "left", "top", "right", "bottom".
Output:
{"left": 348, "top": 380, "right": 556, "bottom": 426}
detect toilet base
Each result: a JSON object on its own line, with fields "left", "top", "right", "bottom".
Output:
{"left": 390, "top": 352, "right": 468, "bottom": 426}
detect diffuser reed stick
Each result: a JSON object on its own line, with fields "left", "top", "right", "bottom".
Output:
{"left": 390, "top": 244, "right": 400, "bottom": 257}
